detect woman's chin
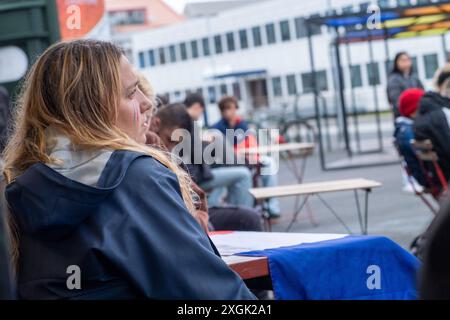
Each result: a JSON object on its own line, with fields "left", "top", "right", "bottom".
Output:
{"left": 138, "top": 135, "right": 147, "bottom": 145}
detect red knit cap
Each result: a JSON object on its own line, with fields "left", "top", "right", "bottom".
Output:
{"left": 399, "top": 88, "right": 425, "bottom": 118}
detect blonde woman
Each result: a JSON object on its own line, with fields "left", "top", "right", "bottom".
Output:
{"left": 2, "top": 40, "right": 255, "bottom": 300}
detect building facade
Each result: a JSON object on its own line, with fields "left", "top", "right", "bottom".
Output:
{"left": 128, "top": 0, "right": 449, "bottom": 123}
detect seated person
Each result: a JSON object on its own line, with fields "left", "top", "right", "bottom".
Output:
{"left": 184, "top": 93, "right": 206, "bottom": 123}
{"left": 414, "top": 69, "right": 450, "bottom": 181}
{"left": 211, "top": 96, "right": 281, "bottom": 218}
{"left": 2, "top": 40, "right": 255, "bottom": 300}
{"left": 147, "top": 103, "right": 262, "bottom": 232}
{"left": 394, "top": 88, "right": 427, "bottom": 189}
{"left": 151, "top": 103, "right": 254, "bottom": 209}
{"left": 420, "top": 196, "right": 450, "bottom": 299}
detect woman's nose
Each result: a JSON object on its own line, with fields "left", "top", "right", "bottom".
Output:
{"left": 137, "top": 90, "right": 152, "bottom": 113}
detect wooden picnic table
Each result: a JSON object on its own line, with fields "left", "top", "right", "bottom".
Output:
{"left": 237, "top": 142, "right": 315, "bottom": 156}
{"left": 250, "top": 178, "right": 382, "bottom": 234}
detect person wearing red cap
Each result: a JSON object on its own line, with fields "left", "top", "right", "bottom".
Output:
{"left": 395, "top": 88, "right": 427, "bottom": 192}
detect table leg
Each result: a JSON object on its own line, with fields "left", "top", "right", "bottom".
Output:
{"left": 364, "top": 189, "right": 371, "bottom": 235}
{"left": 316, "top": 194, "right": 353, "bottom": 234}
{"left": 354, "top": 190, "right": 364, "bottom": 234}
{"left": 286, "top": 194, "right": 310, "bottom": 232}
{"left": 287, "top": 152, "right": 317, "bottom": 227}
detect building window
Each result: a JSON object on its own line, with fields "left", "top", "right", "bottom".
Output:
{"left": 280, "top": 20, "right": 291, "bottom": 42}
{"left": 377, "top": 0, "right": 390, "bottom": 9}
{"left": 265, "top": 23, "right": 277, "bottom": 44}
{"left": 424, "top": 53, "right": 439, "bottom": 79}
{"left": 342, "top": 5, "right": 354, "bottom": 13}
{"left": 214, "top": 35, "right": 223, "bottom": 54}
{"left": 294, "top": 17, "right": 307, "bottom": 38}
{"left": 158, "top": 47, "right": 166, "bottom": 65}
{"left": 366, "top": 62, "right": 381, "bottom": 86}
{"left": 309, "top": 14, "right": 322, "bottom": 36}
{"left": 169, "top": 45, "right": 176, "bottom": 63}
{"left": 384, "top": 60, "right": 393, "bottom": 75}
{"left": 412, "top": 56, "right": 418, "bottom": 74}
{"left": 226, "top": 32, "right": 236, "bottom": 52}
{"left": 220, "top": 84, "right": 228, "bottom": 97}
{"left": 208, "top": 86, "right": 217, "bottom": 103}
{"left": 350, "top": 65, "right": 363, "bottom": 88}
{"left": 271, "top": 77, "right": 283, "bottom": 97}
{"left": 191, "top": 40, "right": 199, "bottom": 59}
{"left": 252, "top": 26, "right": 262, "bottom": 47}
{"left": 301, "top": 71, "right": 328, "bottom": 93}
{"left": 180, "top": 42, "right": 188, "bottom": 61}
{"left": 196, "top": 87, "right": 204, "bottom": 97}
{"left": 109, "top": 9, "right": 146, "bottom": 27}
{"left": 138, "top": 51, "right": 146, "bottom": 68}
{"left": 359, "top": 2, "right": 371, "bottom": 12}
{"left": 316, "top": 70, "right": 328, "bottom": 91}
{"left": 232, "top": 82, "right": 242, "bottom": 100}
{"left": 239, "top": 29, "right": 249, "bottom": 49}
{"left": 148, "top": 50, "right": 155, "bottom": 66}
{"left": 286, "top": 74, "right": 297, "bottom": 95}
{"left": 202, "top": 37, "right": 211, "bottom": 56}
{"left": 397, "top": 0, "right": 411, "bottom": 7}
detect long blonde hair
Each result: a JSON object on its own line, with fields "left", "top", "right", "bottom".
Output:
{"left": 2, "top": 40, "right": 196, "bottom": 267}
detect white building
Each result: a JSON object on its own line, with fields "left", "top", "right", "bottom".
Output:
{"left": 126, "top": 0, "right": 450, "bottom": 124}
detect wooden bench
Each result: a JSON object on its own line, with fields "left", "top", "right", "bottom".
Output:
{"left": 238, "top": 142, "right": 315, "bottom": 156}
{"left": 250, "top": 178, "right": 382, "bottom": 234}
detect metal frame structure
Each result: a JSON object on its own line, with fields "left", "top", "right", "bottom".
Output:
{"left": 306, "top": 1, "right": 450, "bottom": 170}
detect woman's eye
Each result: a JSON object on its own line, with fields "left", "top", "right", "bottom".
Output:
{"left": 128, "top": 90, "right": 137, "bottom": 99}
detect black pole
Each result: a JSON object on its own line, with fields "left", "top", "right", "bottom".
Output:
{"left": 367, "top": 35, "right": 384, "bottom": 152}
{"left": 383, "top": 27, "right": 393, "bottom": 124}
{"left": 345, "top": 41, "right": 361, "bottom": 154}
{"left": 441, "top": 33, "right": 449, "bottom": 63}
{"left": 307, "top": 22, "right": 326, "bottom": 171}
{"left": 334, "top": 29, "right": 352, "bottom": 158}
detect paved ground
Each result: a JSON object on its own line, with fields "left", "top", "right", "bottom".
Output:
{"left": 272, "top": 150, "right": 436, "bottom": 251}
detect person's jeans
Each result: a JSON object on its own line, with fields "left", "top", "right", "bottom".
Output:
{"left": 259, "top": 156, "right": 281, "bottom": 215}
{"left": 200, "top": 166, "right": 253, "bottom": 208}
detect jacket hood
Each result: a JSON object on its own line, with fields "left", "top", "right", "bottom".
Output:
{"left": 419, "top": 91, "right": 450, "bottom": 115}
{"left": 5, "top": 150, "right": 142, "bottom": 241}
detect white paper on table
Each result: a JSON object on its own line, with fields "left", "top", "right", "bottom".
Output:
{"left": 210, "top": 232, "right": 348, "bottom": 256}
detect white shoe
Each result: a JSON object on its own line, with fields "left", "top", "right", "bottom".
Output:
{"left": 402, "top": 182, "right": 424, "bottom": 194}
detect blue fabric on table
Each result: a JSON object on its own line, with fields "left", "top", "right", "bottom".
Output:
{"left": 241, "top": 235, "right": 419, "bottom": 300}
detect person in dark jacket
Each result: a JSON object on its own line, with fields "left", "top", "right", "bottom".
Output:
{"left": 184, "top": 93, "right": 206, "bottom": 122}
{"left": 414, "top": 70, "right": 450, "bottom": 181}
{"left": 394, "top": 88, "right": 427, "bottom": 188}
{"left": 420, "top": 196, "right": 450, "bottom": 299}
{"left": 387, "top": 52, "right": 424, "bottom": 119}
{"left": 2, "top": 40, "right": 255, "bottom": 300}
